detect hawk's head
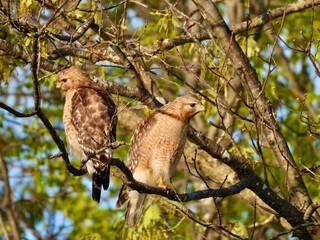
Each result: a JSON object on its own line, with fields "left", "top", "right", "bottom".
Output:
{"left": 56, "top": 66, "right": 93, "bottom": 91}
{"left": 163, "top": 96, "right": 205, "bottom": 122}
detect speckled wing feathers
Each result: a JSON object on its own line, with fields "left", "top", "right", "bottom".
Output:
{"left": 58, "top": 66, "right": 118, "bottom": 203}
{"left": 126, "top": 111, "right": 158, "bottom": 172}
{"left": 115, "top": 111, "right": 158, "bottom": 208}
{"left": 70, "top": 87, "right": 117, "bottom": 202}
{"left": 71, "top": 87, "right": 116, "bottom": 160}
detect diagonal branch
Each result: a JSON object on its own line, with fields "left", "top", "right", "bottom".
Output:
{"left": 191, "top": 0, "right": 314, "bottom": 237}
{"left": 49, "top": 16, "right": 94, "bottom": 42}
{"left": 90, "top": 22, "right": 164, "bottom": 108}
{"left": 143, "top": 0, "right": 320, "bottom": 54}
{"left": 0, "top": 102, "right": 36, "bottom": 117}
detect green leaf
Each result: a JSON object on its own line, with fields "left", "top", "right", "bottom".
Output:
{"left": 237, "top": 36, "right": 260, "bottom": 57}
{"left": 20, "top": 0, "right": 36, "bottom": 14}
{"left": 139, "top": 204, "right": 161, "bottom": 229}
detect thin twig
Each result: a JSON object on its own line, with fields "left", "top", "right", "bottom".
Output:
{"left": 304, "top": 200, "right": 320, "bottom": 222}
{"left": 49, "top": 16, "right": 94, "bottom": 42}
{"left": 79, "top": 141, "right": 127, "bottom": 167}
{"left": 270, "top": 222, "right": 320, "bottom": 240}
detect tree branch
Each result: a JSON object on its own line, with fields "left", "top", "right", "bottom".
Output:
{"left": 0, "top": 102, "right": 37, "bottom": 117}
{"left": 191, "top": 0, "right": 314, "bottom": 237}
{"left": 270, "top": 222, "right": 320, "bottom": 240}
{"left": 90, "top": 21, "right": 165, "bottom": 108}
{"left": 0, "top": 38, "right": 61, "bottom": 72}
{"left": 0, "top": 155, "right": 20, "bottom": 240}
{"left": 0, "top": 33, "right": 314, "bottom": 237}
{"left": 143, "top": 0, "right": 320, "bottom": 54}
{"left": 110, "top": 158, "right": 250, "bottom": 202}
{"left": 49, "top": 16, "right": 94, "bottom": 42}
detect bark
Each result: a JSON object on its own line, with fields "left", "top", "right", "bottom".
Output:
{"left": 191, "top": 0, "right": 315, "bottom": 237}
{"left": 0, "top": 155, "right": 20, "bottom": 240}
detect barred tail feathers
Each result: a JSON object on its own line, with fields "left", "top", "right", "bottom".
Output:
{"left": 125, "top": 191, "right": 146, "bottom": 228}
{"left": 91, "top": 160, "right": 111, "bottom": 203}
{"left": 116, "top": 184, "right": 128, "bottom": 208}
{"left": 92, "top": 172, "right": 102, "bottom": 202}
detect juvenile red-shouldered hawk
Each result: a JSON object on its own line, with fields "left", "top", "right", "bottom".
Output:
{"left": 116, "top": 96, "right": 205, "bottom": 227}
{"left": 57, "top": 66, "right": 117, "bottom": 203}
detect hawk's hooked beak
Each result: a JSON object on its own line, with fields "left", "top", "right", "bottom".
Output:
{"left": 196, "top": 103, "right": 206, "bottom": 113}
{"left": 56, "top": 81, "right": 61, "bottom": 89}
{"left": 199, "top": 104, "right": 206, "bottom": 113}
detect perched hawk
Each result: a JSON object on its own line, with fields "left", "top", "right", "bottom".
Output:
{"left": 57, "top": 66, "right": 117, "bottom": 203}
{"left": 116, "top": 96, "right": 205, "bottom": 227}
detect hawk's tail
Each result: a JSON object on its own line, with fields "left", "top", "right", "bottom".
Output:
{"left": 124, "top": 191, "right": 146, "bottom": 228}
{"left": 91, "top": 164, "right": 111, "bottom": 203}
{"left": 116, "top": 184, "right": 128, "bottom": 208}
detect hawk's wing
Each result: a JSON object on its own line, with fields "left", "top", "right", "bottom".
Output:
{"left": 126, "top": 110, "right": 158, "bottom": 171}
{"left": 71, "top": 87, "right": 117, "bottom": 202}
{"left": 116, "top": 109, "right": 162, "bottom": 208}
{"left": 71, "top": 87, "right": 117, "bottom": 157}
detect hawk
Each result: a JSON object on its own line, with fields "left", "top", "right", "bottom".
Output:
{"left": 57, "top": 66, "right": 117, "bottom": 203}
{"left": 116, "top": 96, "right": 205, "bottom": 227}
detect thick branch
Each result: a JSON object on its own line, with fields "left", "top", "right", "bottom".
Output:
{"left": 47, "top": 47, "right": 100, "bottom": 62}
{"left": 111, "top": 158, "right": 249, "bottom": 201}
{"left": 187, "top": 127, "right": 311, "bottom": 238}
{"left": 0, "top": 34, "right": 312, "bottom": 235}
{"left": 0, "top": 155, "right": 20, "bottom": 240}
{"left": 0, "top": 38, "right": 152, "bottom": 102}
{"left": 192, "top": 0, "right": 313, "bottom": 237}
{"left": 144, "top": 0, "right": 320, "bottom": 54}
{"left": 194, "top": 0, "right": 311, "bottom": 207}
{"left": 0, "top": 38, "right": 61, "bottom": 72}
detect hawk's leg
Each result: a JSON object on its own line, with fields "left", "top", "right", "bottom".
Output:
{"left": 158, "top": 176, "right": 171, "bottom": 195}
{"left": 158, "top": 176, "right": 166, "bottom": 189}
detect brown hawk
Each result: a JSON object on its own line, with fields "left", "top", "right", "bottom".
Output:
{"left": 116, "top": 96, "right": 205, "bottom": 227}
{"left": 57, "top": 66, "right": 117, "bottom": 203}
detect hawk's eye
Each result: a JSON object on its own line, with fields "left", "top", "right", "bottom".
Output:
{"left": 190, "top": 103, "right": 196, "bottom": 107}
{"left": 61, "top": 78, "right": 68, "bottom": 83}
